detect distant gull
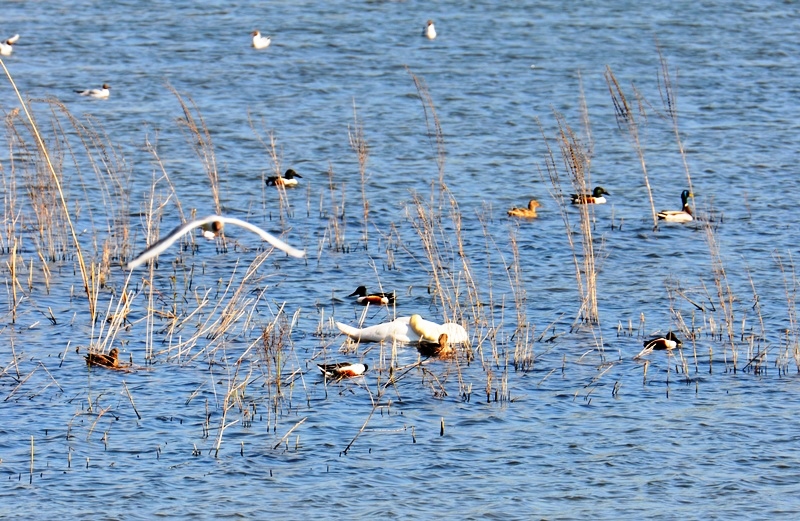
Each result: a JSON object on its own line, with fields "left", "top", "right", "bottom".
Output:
{"left": 0, "top": 34, "right": 20, "bottom": 56}
{"left": 251, "top": 30, "right": 272, "bottom": 49}
{"left": 127, "top": 215, "right": 305, "bottom": 270}
{"left": 423, "top": 20, "right": 436, "bottom": 40}
{"left": 75, "top": 84, "right": 111, "bottom": 99}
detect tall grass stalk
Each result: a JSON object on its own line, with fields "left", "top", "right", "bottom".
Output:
{"left": 774, "top": 251, "right": 799, "bottom": 372}
{"left": 348, "top": 101, "right": 370, "bottom": 244}
{"left": 325, "top": 164, "right": 346, "bottom": 251}
{"left": 704, "top": 222, "right": 738, "bottom": 371}
{"left": 541, "top": 114, "right": 602, "bottom": 327}
{"left": 47, "top": 101, "right": 133, "bottom": 268}
{"left": 1, "top": 109, "right": 21, "bottom": 256}
{"left": 657, "top": 46, "right": 695, "bottom": 213}
{"left": 407, "top": 67, "right": 445, "bottom": 193}
{"left": 605, "top": 66, "right": 658, "bottom": 229}
{"left": 169, "top": 85, "right": 222, "bottom": 214}
{"left": 252, "top": 125, "right": 294, "bottom": 224}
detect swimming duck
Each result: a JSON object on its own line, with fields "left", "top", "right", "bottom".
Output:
{"left": 251, "top": 30, "right": 271, "bottom": 49}
{"left": 507, "top": 199, "right": 541, "bottom": 218}
{"left": 423, "top": 20, "right": 437, "bottom": 39}
{"left": 126, "top": 215, "right": 305, "bottom": 269}
{"left": 571, "top": 186, "right": 610, "bottom": 204}
{"left": 75, "top": 84, "right": 111, "bottom": 99}
{"left": 318, "top": 362, "right": 368, "bottom": 379}
{"left": 336, "top": 315, "right": 469, "bottom": 344}
{"left": 266, "top": 168, "right": 302, "bottom": 187}
{"left": 417, "top": 333, "right": 454, "bottom": 358}
{"left": 657, "top": 190, "right": 693, "bottom": 222}
{"left": 0, "top": 34, "right": 19, "bottom": 56}
{"left": 643, "top": 331, "right": 682, "bottom": 350}
{"left": 348, "top": 285, "right": 395, "bottom": 306}
{"left": 85, "top": 348, "right": 120, "bottom": 368}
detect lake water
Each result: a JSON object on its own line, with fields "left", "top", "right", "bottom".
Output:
{"left": 2, "top": 0, "right": 800, "bottom": 518}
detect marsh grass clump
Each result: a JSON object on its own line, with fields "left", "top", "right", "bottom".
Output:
{"left": 260, "top": 309, "right": 292, "bottom": 396}
{"left": 348, "top": 102, "right": 370, "bottom": 245}
{"left": 774, "top": 252, "right": 800, "bottom": 373}
{"left": 704, "top": 221, "right": 739, "bottom": 371}
{"left": 2, "top": 63, "right": 106, "bottom": 318}
{"left": 169, "top": 85, "right": 221, "bottom": 215}
{"left": 507, "top": 229, "right": 536, "bottom": 371}
{"left": 324, "top": 164, "right": 348, "bottom": 252}
{"left": 541, "top": 112, "right": 602, "bottom": 329}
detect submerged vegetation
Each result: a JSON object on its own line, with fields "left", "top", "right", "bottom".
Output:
{"left": 1, "top": 46, "right": 799, "bottom": 481}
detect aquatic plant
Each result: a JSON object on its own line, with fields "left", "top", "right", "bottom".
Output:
{"left": 605, "top": 65, "right": 658, "bottom": 229}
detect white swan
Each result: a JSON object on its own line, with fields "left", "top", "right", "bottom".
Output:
{"left": 336, "top": 314, "right": 468, "bottom": 344}
{"left": 336, "top": 316, "right": 415, "bottom": 343}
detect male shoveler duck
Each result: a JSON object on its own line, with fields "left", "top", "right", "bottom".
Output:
{"left": 348, "top": 285, "right": 395, "bottom": 306}
{"left": 85, "top": 348, "right": 120, "bottom": 369}
{"left": 507, "top": 199, "right": 541, "bottom": 218}
{"left": 251, "top": 30, "right": 271, "bottom": 49}
{"left": 417, "top": 333, "right": 454, "bottom": 358}
{"left": 266, "top": 168, "right": 302, "bottom": 187}
{"left": 423, "top": 20, "right": 437, "bottom": 39}
{"left": 657, "top": 190, "right": 693, "bottom": 223}
{"left": 126, "top": 215, "right": 305, "bottom": 269}
{"left": 75, "top": 84, "right": 111, "bottom": 99}
{"left": 336, "top": 315, "right": 469, "bottom": 344}
{"left": 571, "top": 186, "right": 610, "bottom": 204}
{"left": 643, "top": 331, "right": 682, "bottom": 351}
{"left": 0, "top": 34, "right": 19, "bottom": 56}
{"left": 318, "top": 362, "right": 368, "bottom": 379}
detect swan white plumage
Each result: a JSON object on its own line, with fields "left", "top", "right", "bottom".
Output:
{"left": 336, "top": 314, "right": 469, "bottom": 344}
{"left": 336, "top": 316, "right": 415, "bottom": 343}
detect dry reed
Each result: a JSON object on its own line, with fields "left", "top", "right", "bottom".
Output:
{"left": 604, "top": 66, "right": 658, "bottom": 229}
{"left": 348, "top": 101, "right": 370, "bottom": 244}
{"left": 540, "top": 113, "right": 602, "bottom": 328}
{"left": 169, "top": 85, "right": 222, "bottom": 214}
{"left": 2, "top": 59, "right": 95, "bottom": 317}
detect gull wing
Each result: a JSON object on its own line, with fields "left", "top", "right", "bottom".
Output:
{"left": 127, "top": 215, "right": 304, "bottom": 270}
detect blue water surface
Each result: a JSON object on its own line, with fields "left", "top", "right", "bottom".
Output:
{"left": 2, "top": 0, "right": 800, "bottom": 519}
